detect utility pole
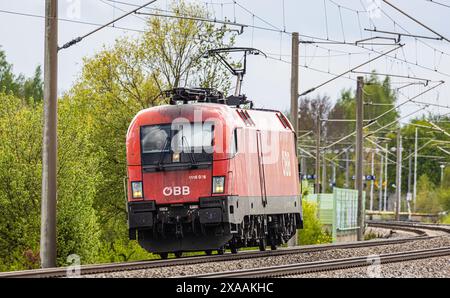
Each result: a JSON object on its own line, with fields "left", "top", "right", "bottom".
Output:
{"left": 408, "top": 149, "right": 412, "bottom": 196}
{"left": 356, "top": 76, "right": 364, "bottom": 241}
{"left": 395, "top": 130, "right": 402, "bottom": 221}
{"left": 407, "top": 149, "right": 413, "bottom": 220}
{"left": 345, "top": 149, "right": 349, "bottom": 188}
{"left": 41, "top": 0, "right": 58, "bottom": 269}
{"left": 370, "top": 150, "right": 375, "bottom": 211}
{"left": 315, "top": 114, "right": 321, "bottom": 194}
{"left": 407, "top": 149, "right": 413, "bottom": 217}
{"left": 290, "top": 32, "right": 299, "bottom": 137}
{"left": 332, "top": 162, "right": 336, "bottom": 190}
{"left": 384, "top": 144, "right": 388, "bottom": 211}
{"left": 378, "top": 153, "right": 384, "bottom": 211}
{"left": 289, "top": 32, "right": 299, "bottom": 248}
{"left": 302, "top": 157, "right": 307, "bottom": 179}
{"left": 322, "top": 150, "right": 327, "bottom": 193}
{"left": 413, "top": 127, "right": 418, "bottom": 211}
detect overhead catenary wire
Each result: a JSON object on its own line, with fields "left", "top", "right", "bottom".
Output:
{"left": 59, "top": 0, "right": 159, "bottom": 50}
{"left": 366, "top": 81, "right": 445, "bottom": 126}
{"left": 350, "top": 70, "right": 432, "bottom": 83}
{"left": 425, "top": 0, "right": 450, "bottom": 9}
{"left": 323, "top": 0, "right": 330, "bottom": 40}
{"left": 323, "top": 96, "right": 436, "bottom": 151}
{"left": 379, "top": 2, "right": 450, "bottom": 60}
{"left": 266, "top": 55, "right": 357, "bottom": 84}
{"left": 22, "top": 0, "right": 450, "bottom": 84}
{"left": 297, "top": 31, "right": 450, "bottom": 78}
{"left": 382, "top": 0, "right": 450, "bottom": 43}
{"left": 0, "top": 8, "right": 147, "bottom": 34}
{"left": 135, "top": 11, "right": 248, "bottom": 33}
{"left": 99, "top": 0, "right": 148, "bottom": 22}
{"left": 298, "top": 45, "right": 404, "bottom": 96}
{"left": 364, "top": 28, "right": 442, "bottom": 41}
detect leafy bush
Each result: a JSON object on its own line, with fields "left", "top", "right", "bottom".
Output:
{"left": 441, "top": 214, "right": 450, "bottom": 224}
{"left": 96, "top": 239, "right": 155, "bottom": 264}
{"left": 415, "top": 174, "right": 442, "bottom": 214}
{"left": 0, "top": 93, "right": 104, "bottom": 270}
{"left": 298, "top": 200, "right": 333, "bottom": 245}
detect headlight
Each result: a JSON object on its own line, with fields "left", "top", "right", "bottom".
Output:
{"left": 212, "top": 176, "right": 225, "bottom": 194}
{"left": 172, "top": 152, "right": 180, "bottom": 162}
{"left": 131, "top": 181, "right": 143, "bottom": 199}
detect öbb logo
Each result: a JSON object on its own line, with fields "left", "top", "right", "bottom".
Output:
{"left": 163, "top": 186, "right": 190, "bottom": 196}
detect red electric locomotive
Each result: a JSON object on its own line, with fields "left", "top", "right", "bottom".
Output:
{"left": 125, "top": 49, "right": 302, "bottom": 258}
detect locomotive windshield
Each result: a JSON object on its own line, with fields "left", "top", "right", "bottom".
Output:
{"left": 141, "top": 125, "right": 171, "bottom": 154}
{"left": 140, "top": 123, "right": 214, "bottom": 169}
{"left": 171, "top": 122, "right": 214, "bottom": 153}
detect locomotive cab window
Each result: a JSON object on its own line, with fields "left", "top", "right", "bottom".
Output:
{"left": 140, "top": 123, "right": 214, "bottom": 168}
{"left": 141, "top": 125, "right": 171, "bottom": 153}
{"left": 172, "top": 122, "right": 214, "bottom": 153}
{"left": 230, "top": 128, "right": 239, "bottom": 156}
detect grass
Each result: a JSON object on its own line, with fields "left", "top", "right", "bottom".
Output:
{"left": 364, "top": 230, "right": 381, "bottom": 241}
{"left": 441, "top": 214, "right": 450, "bottom": 224}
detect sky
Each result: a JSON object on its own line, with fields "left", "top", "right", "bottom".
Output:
{"left": 1, "top": 0, "right": 450, "bottom": 121}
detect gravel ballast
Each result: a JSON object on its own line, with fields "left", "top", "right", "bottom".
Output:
{"left": 299, "top": 256, "right": 450, "bottom": 278}
{"left": 85, "top": 236, "right": 450, "bottom": 278}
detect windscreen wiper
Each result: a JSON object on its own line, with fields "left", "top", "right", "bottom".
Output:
{"left": 181, "top": 136, "right": 198, "bottom": 169}
{"left": 157, "top": 137, "right": 170, "bottom": 171}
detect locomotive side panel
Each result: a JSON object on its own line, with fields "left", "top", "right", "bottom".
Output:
{"left": 225, "top": 110, "right": 301, "bottom": 226}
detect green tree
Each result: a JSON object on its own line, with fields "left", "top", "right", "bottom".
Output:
{"left": 22, "top": 66, "right": 44, "bottom": 104}
{"left": 0, "top": 48, "right": 20, "bottom": 95}
{"left": 0, "top": 48, "right": 43, "bottom": 103}
{"left": 325, "top": 74, "right": 399, "bottom": 191}
{"left": 0, "top": 92, "right": 103, "bottom": 271}
{"left": 141, "top": 1, "right": 236, "bottom": 91}
{"left": 401, "top": 116, "right": 450, "bottom": 189}
{"left": 0, "top": 93, "right": 41, "bottom": 271}
{"left": 415, "top": 174, "right": 442, "bottom": 213}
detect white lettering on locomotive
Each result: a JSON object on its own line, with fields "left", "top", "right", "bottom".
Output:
{"left": 282, "top": 151, "right": 291, "bottom": 177}
{"left": 163, "top": 186, "right": 191, "bottom": 196}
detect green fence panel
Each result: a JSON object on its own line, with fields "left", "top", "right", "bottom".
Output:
{"left": 304, "top": 188, "right": 366, "bottom": 242}
{"left": 318, "top": 194, "right": 334, "bottom": 225}
{"left": 305, "top": 194, "right": 334, "bottom": 225}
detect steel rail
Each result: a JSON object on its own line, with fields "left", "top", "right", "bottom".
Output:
{"left": 368, "top": 220, "right": 450, "bottom": 235}
{"left": 188, "top": 246, "right": 450, "bottom": 278}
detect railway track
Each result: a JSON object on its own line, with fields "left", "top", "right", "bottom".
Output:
{"left": 367, "top": 220, "right": 450, "bottom": 236}
{"left": 0, "top": 221, "right": 447, "bottom": 278}
{"left": 187, "top": 246, "right": 450, "bottom": 278}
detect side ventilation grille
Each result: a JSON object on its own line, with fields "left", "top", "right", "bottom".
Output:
{"left": 276, "top": 113, "right": 293, "bottom": 130}
{"left": 237, "top": 109, "right": 255, "bottom": 127}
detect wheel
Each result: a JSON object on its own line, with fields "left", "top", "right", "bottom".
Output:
{"left": 217, "top": 247, "right": 225, "bottom": 255}
{"left": 159, "top": 252, "right": 169, "bottom": 259}
{"left": 230, "top": 246, "right": 239, "bottom": 254}
{"left": 174, "top": 251, "right": 183, "bottom": 258}
{"left": 205, "top": 250, "right": 213, "bottom": 256}
{"left": 259, "top": 238, "right": 266, "bottom": 252}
